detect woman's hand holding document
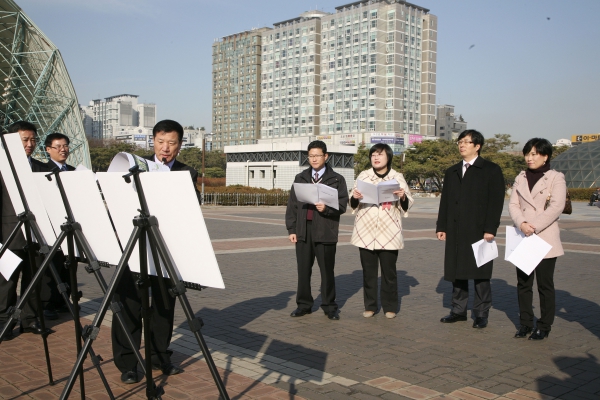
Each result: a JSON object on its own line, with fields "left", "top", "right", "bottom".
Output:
{"left": 356, "top": 179, "right": 400, "bottom": 204}
{"left": 293, "top": 183, "right": 339, "bottom": 210}
{"left": 505, "top": 226, "right": 552, "bottom": 275}
{"left": 471, "top": 239, "right": 498, "bottom": 268}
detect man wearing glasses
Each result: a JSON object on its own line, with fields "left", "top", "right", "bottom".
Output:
{"left": 285, "top": 140, "right": 348, "bottom": 320}
{"left": 39, "top": 133, "right": 74, "bottom": 321}
{"left": 436, "top": 130, "right": 505, "bottom": 329}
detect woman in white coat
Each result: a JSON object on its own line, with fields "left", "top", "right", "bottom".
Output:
{"left": 509, "top": 138, "right": 566, "bottom": 340}
{"left": 351, "top": 143, "right": 413, "bottom": 319}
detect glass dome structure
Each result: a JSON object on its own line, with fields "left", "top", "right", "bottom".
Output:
{"left": 0, "top": 0, "right": 91, "bottom": 167}
{"left": 552, "top": 140, "right": 600, "bottom": 188}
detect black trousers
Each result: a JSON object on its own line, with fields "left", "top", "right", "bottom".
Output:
{"left": 295, "top": 221, "right": 338, "bottom": 313}
{"left": 0, "top": 250, "right": 37, "bottom": 326}
{"left": 451, "top": 279, "right": 492, "bottom": 318}
{"left": 516, "top": 257, "right": 556, "bottom": 331}
{"left": 40, "top": 252, "right": 70, "bottom": 310}
{"left": 359, "top": 248, "right": 399, "bottom": 313}
{"left": 111, "top": 267, "right": 176, "bottom": 373}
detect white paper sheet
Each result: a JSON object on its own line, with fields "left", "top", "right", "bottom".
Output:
{"left": 107, "top": 152, "right": 169, "bottom": 173}
{"left": 356, "top": 179, "right": 378, "bottom": 204}
{"left": 0, "top": 245, "right": 22, "bottom": 280}
{"left": 504, "top": 226, "right": 552, "bottom": 275}
{"left": 96, "top": 172, "right": 224, "bottom": 289}
{"left": 505, "top": 226, "right": 526, "bottom": 260}
{"left": 293, "top": 183, "right": 339, "bottom": 210}
{"left": 357, "top": 179, "right": 400, "bottom": 204}
{"left": 0, "top": 133, "right": 57, "bottom": 245}
{"left": 471, "top": 239, "right": 498, "bottom": 268}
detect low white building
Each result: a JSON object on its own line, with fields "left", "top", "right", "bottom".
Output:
{"left": 555, "top": 138, "right": 572, "bottom": 147}
{"left": 225, "top": 140, "right": 357, "bottom": 190}
{"left": 114, "top": 128, "right": 205, "bottom": 150}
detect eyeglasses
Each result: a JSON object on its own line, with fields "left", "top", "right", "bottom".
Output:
{"left": 456, "top": 140, "right": 474, "bottom": 146}
{"left": 49, "top": 145, "right": 69, "bottom": 150}
{"left": 308, "top": 154, "right": 325, "bottom": 159}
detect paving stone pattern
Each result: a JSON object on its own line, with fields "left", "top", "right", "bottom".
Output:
{"left": 2, "top": 199, "right": 599, "bottom": 399}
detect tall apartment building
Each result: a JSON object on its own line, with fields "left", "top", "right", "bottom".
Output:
{"left": 213, "top": 0, "right": 437, "bottom": 152}
{"left": 81, "top": 94, "right": 157, "bottom": 139}
{"left": 318, "top": 1, "right": 436, "bottom": 139}
{"left": 436, "top": 104, "right": 467, "bottom": 140}
{"left": 212, "top": 28, "right": 271, "bottom": 150}
{"left": 260, "top": 10, "right": 329, "bottom": 139}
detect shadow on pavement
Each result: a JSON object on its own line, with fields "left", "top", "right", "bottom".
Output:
{"left": 536, "top": 354, "right": 600, "bottom": 398}
{"left": 171, "top": 290, "right": 327, "bottom": 397}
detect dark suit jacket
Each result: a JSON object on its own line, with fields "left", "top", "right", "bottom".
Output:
{"left": 436, "top": 156, "right": 505, "bottom": 281}
{"left": 45, "top": 160, "right": 75, "bottom": 172}
{"left": 285, "top": 164, "right": 348, "bottom": 243}
{"left": 142, "top": 155, "right": 201, "bottom": 204}
{"left": 1, "top": 158, "right": 50, "bottom": 250}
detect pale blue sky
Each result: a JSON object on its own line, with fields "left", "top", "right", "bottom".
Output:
{"left": 18, "top": 0, "right": 600, "bottom": 145}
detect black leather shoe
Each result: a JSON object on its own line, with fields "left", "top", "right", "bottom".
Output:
{"left": 528, "top": 328, "right": 550, "bottom": 340}
{"left": 514, "top": 326, "right": 533, "bottom": 338}
{"left": 43, "top": 308, "right": 59, "bottom": 320}
{"left": 472, "top": 317, "right": 488, "bottom": 329}
{"left": 325, "top": 310, "right": 340, "bottom": 320}
{"left": 290, "top": 308, "right": 312, "bottom": 317}
{"left": 120, "top": 370, "right": 139, "bottom": 384}
{"left": 440, "top": 312, "right": 467, "bottom": 323}
{"left": 20, "top": 321, "right": 45, "bottom": 335}
{"left": 154, "top": 363, "right": 184, "bottom": 376}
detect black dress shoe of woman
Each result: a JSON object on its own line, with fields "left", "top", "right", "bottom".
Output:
{"left": 514, "top": 326, "right": 533, "bottom": 338}
{"left": 19, "top": 321, "right": 44, "bottom": 334}
{"left": 528, "top": 328, "right": 550, "bottom": 340}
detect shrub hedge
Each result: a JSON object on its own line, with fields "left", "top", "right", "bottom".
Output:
{"left": 568, "top": 188, "right": 599, "bottom": 201}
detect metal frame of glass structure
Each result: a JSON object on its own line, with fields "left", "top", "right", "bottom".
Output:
{"left": 553, "top": 140, "right": 600, "bottom": 188}
{"left": 0, "top": 0, "right": 91, "bottom": 167}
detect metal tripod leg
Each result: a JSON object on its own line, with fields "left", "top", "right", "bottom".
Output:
{"left": 147, "top": 224, "right": 230, "bottom": 400}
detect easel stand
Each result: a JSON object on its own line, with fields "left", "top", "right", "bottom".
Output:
{"left": 60, "top": 166, "right": 230, "bottom": 400}
{"left": 0, "top": 137, "right": 144, "bottom": 399}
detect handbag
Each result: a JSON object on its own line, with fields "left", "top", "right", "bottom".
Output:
{"left": 544, "top": 174, "right": 572, "bottom": 214}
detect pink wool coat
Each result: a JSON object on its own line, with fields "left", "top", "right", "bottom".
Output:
{"left": 508, "top": 169, "right": 566, "bottom": 259}
{"left": 350, "top": 168, "right": 414, "bottom": 250}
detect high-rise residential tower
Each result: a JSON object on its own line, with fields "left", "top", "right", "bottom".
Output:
{"left": 259, "top": 10, "right": 330, "bottom": 139}
{"left": 212, "top": 28, "right": 271, "bottom": 150}
{"left": 318, "top": 0, "right": 436, "bottom": 138}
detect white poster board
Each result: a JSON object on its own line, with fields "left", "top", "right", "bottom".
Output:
{"left": 96, "top": 172, "right": 224, "bottom": 289}
{"left": 0, "top": 133, "right": 57, "bottom": 245}
{"left": 505, "top": 226, "right": 552, "bottom": 275}
{"left": 0, "top": 245, "right": 22, "bottom": 280}
{"left": 33, "top": 171, "right": 122, "bottom": 265}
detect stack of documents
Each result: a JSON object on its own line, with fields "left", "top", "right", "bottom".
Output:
{"left": 356, "top": 179, "right": 400, "bottom": 204}
{"left": 293, "top": 183, "right": 339, "bottom": 210}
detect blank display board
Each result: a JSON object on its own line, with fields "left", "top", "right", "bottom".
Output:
{"left": 0, "top": 133, "right": 56, "bottom": 245}
{"left": 96, "top": 172, "right": 224, "bottom": 289}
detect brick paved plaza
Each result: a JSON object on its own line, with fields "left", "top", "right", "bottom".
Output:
{"left": 1, "top": 198, "right": 599, "bottom": 399}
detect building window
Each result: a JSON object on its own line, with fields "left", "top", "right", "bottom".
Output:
{"left": 250, "top": 170, "right": 255, "bottom": 179}
{"left": 260, "top": 170, "right": 265, "bottom": 178}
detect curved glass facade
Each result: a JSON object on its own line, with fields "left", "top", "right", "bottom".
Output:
{"left": 552, "top": 140, "right": 600, "bottom": 188}
{"left": 0, "top": 0, "right": 91, "bottom": 167}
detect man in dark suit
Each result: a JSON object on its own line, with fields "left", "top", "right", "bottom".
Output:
{"left": 436, "top": 129, "right": 505, "bottom": 329}
{"left": 40, "top": 132, "right": 75, "bottom": 320}
{"left": 0, "top": 121, "right": 50, "bottom": 339}
{"left": 112, "top": 119, "right": 200, "bottom": 383}
{"left": 285, "top": 140, "right": 348, "bottom": 321}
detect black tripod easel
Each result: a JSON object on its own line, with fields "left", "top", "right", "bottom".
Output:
{"left": 60, "top": 165, "right": 230, "bottom": 400}
{"left": 0, "top": 136, "right": 146, "bottom": 399}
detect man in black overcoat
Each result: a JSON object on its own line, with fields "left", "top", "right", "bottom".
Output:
{"left": 0, "top": 121, "right": 50, "bottom": 339}
{"left": 436, "top": 130, "right": 505, "bottom": 329}
{"left": 111, "top": 119, "right": 200, "bottom": 383}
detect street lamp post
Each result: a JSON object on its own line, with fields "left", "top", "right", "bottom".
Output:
{"left": 201, "top": 132, "right": 212, "bottom": 205}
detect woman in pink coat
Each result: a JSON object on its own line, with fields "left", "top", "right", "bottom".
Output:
{"left": 509, "top": 138, "right": 566, "bottom": 340}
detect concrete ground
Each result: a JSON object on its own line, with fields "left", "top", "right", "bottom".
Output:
{"left": 1, "top": 198, "right": 599, "bottom": 399}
